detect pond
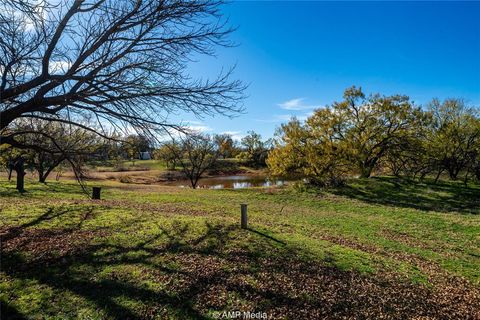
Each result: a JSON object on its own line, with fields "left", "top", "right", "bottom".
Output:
{"left": 173, "top": 175, "right": 287, "bottom": 189}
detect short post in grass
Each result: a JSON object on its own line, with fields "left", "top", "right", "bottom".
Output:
{"left": 241, "top": 204, "right": 248, "bottom": 229}
{"left": 92, "top": 187, "right": 101, "bottom": 200}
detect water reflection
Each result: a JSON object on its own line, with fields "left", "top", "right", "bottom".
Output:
{"left": 176, "top": 175, "right": 286, "bottom": 189}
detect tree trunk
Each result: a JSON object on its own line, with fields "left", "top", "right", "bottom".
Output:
{"left": 38, "top": 167, "right": 46, "bottom": 183}
{"left": 434, "top": 168, "right": 443, "bottom": 183}
{"left": 359, "top": 166, "right": 373, "bottom": 178}
{"left": 419, "top": 171, "right": 428, "bottom": 181}
{"left": 189, "top": 168, "right": 202, "bottom": 189}
{"left": 448, "top": 167, "right": 459, "bottom": 180}
{"left": 392, "top": 167, "right": 401, "bottom": 178}
{"left": 38, "top": 164, "right": 58, "bottom": 184}
{"left": 191, "top": 180, "right": 197, "bottom": 189}
{"left": 39, "top": 174, "right": 47, "bottom": 183}
{"left": 14, "top": 158, "right": 25, "bottom": 192}
{"left": 7, "top": 166, "right": 13, "bottom": 181}
{"left": 463, "top": 171, "right": 469, "bottom": 186}
{"left": 359, "top": 157, "right": 378, "bottom": 178}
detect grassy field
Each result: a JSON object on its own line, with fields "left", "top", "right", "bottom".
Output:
{"left": 1, "top": 177, "right": 479, "bottom": 319}
{"left": 94, "top": 159, "right": 168, "bottom": 172}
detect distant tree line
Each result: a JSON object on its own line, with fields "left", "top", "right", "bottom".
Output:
{"left": 153, "top": 131, "right": 272, "bottom": 169}
{"left": 3, "top": 85, "right": 478, "bottom": 191}
{"left": 0, "top": 120, "right": 163, "bottom": 188}
{"left": 268, "top": 86, "right": 480, "bottom": 186}
{"left": 1, "top": 122, "right": 273, "bottom": 189}
{"left": 153, "top": 131, "right": 273, "bottom": 188}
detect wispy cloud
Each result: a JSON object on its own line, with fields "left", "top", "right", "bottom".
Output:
{"left": 186, "top": 125, "right": 212, "bottom": 132}
{"left": 180, "top": 120, "right": 212, "bottom": 133}
{"left": 278, "top": 98, "right": 321, "bottom": 111}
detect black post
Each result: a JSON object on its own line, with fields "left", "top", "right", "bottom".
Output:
{"left": 92, "top": 187, "right": 101, "bottom": 200}
{"left": 241, "top": 204, "right": 248, "bottom": 229}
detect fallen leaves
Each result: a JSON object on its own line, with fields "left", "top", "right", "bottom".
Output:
{"left": 2, "top": 223, "right": 479, "bottom": 319}
{"left": 0, "top": 226, "right": 107, "bottom": 264}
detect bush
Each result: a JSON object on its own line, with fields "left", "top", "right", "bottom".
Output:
{"left": 119, "top": 175, "right": 133, "bottom": 183}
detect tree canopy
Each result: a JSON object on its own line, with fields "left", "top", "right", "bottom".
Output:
{"left": 0, "top": 0, "right": 244, "bottom": 150}
{"left": 268, "top": 86, "right": 480, "bottom": 185}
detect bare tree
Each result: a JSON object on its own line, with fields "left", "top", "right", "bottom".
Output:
{"left": 0, "top": 0, "right": 244, "bottom": 148}
{"left": 1, "top": 118, "right": 102, "bottom": 189}
{"left": 171, "top": 134, "right": 219, "bottom": 188}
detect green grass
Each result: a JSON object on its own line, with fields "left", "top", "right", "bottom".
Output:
{"left": 93, "top": 159, "right": 168, "bottom": 172}
{"left": 1, "top": 177, "right": 479, "bottom": 319}
{"left": 122, "top": 159, "right": 167, "bottom": 171}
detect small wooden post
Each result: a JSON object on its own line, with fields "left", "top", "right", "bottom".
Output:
{"left": 92, "top": 187, "right": 101, "bottom": 200}
{"left": 241, "top": 204, "right": 248, "bottom": 229}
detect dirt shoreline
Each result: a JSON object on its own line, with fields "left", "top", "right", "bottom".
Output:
{"left": 0, "top": 167, "right": 272, "bottom": 186}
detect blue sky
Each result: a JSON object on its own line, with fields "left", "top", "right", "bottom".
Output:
{"left": 175, "top": 1, "right": 480, "bottom": 140}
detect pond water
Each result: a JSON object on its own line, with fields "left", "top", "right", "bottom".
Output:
{"left": 173, "top": 175, "right": 287, "bottom": 189}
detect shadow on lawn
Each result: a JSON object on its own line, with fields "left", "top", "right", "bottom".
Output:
{"left": 0, "top": 302, "right": 28, "bottom": 320}
{"left": 2, "top": 212, "right": 479, "bottom": 319}
{"left": 247, "top": 227, "right": 286, "bottom": 245}
{"left": 1, "top": 206, "right": 95, "bottom": 244}
{"left": 0, "top": 179, "right": 90, "bottom": 198}
{"left": 330, "top": 177, "right": 480, "bottom": 214}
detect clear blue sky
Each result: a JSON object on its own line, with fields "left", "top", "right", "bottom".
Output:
{"left": 176, "top": 1, "right": 480, "bottom": 140}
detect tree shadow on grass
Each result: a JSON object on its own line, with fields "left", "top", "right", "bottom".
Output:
{"left": 0, "top": 179, "right": 90, "bottom": 198}
{"left": 1, "top": 206, "right": 95, "bottom": 244}
{"left": 1, "top": 223, "right": 226, "bottom": 319}
{"left": 0, "top": 301, "right": 27, "bottom": 320}
{"left": 330, "top": 177, "right": 480, "bottom": 214}
{"left": 246, "top": 227, "right": 286, "bottom": 245}
{"left": 1, "top": 216, "right": 479, "bottom": 319}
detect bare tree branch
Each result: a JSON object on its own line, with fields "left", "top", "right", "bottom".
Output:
{"left": 0, "top": 0, "right": 245, "bottom": 141}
